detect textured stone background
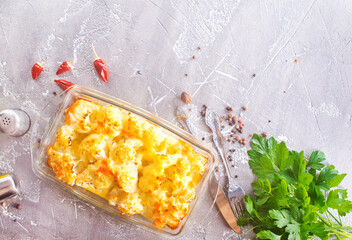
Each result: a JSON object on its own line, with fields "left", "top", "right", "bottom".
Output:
{"left": 0, "top": 0, "right": 351, "bottom": 239}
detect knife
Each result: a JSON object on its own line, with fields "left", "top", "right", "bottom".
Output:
{"left": 210, "top": 171, "right": 242, "bottom": 234}
{"left": 176, "top": 107, "right": 242, "bottom": 234}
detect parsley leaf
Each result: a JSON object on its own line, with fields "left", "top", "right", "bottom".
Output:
{"left": 273, "top": 141, "right": 289, "bottom": 170}
{"left": 326, "top": 173, "right": 346, "bottom": 188}
{"left": 257, "top": 230, "right": 281, "bottom": 240}
{"left": 286, "top": 223, "right": 301, "bottom": 240}
{"left": 270, "top": 209, "right": 292, "bottom": 228}
{"left": 317, "top": 165, "right": 338, "bottom": 185}
{"left": 252, "top": 179, "right": 272, "bottom": 205}
{"left": 307, "top": 151, "right": 325, "bottom": 170}
{"left": 294, "top": 184, "right": 310, "bottom": 207}
{"left": 249, "top": 156, "right": 278, "bottom": 180}
{"left": 240, "top": 135, "right": 352, "bottom": 240}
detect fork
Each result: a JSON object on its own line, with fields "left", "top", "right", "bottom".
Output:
{"left": 204, "top": 108, "right": 246, "bottom": 219}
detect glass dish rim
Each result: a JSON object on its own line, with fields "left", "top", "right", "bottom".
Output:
{"left": 30, "top": 85, "right": 217, "bottom": 237}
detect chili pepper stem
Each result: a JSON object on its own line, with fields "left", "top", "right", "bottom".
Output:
{"left": 39, "top": 62, "right": 45, "bottom": 66}
{"left": 69, "top": 60, "right": 75, "bottom": 65}
{"left": 91, "top": 43, "right": 100, "bottom": 60}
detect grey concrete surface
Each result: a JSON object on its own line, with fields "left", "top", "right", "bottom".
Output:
{"left": 0, "top": 0, "right": 351, "bottom": 239}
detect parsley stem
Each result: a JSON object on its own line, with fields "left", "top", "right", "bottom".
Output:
{"left": 316, "top": 212, "right": 331, "bottom": 227}
{"left": 244, "top": 226, "right": 257, "bottom": 234}
{"left": 331, "top": 230, "right": 352, "bottom": 239}
{"left": 338, "top": 214, "right": 342, "bottom": 225}
{"left": 327, "top": 210, "right": 342, "bottom": 226}
{"left": 326, "top": 211, "right": 332, "bottom": 224}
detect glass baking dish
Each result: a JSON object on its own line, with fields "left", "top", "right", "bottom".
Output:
{"left": 30, "top": 85, "right": 216, "bottom": 237}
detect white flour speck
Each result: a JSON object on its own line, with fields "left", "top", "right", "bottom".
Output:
{"left": 222, "top": 229, "right": 245, "bottom": 240}
{"left": 0, "top": 140, "right": 21, "bottom": 173}
{"left": 0, "top": 59, "right": 16, "bottom": 100}
{"left": 345, "top": 114, "right": 352, "bottom": 127}
{"left": 277, "top": 135, "right": 288, "bottom": 142}
{"left": 30, "top": 220, "right": 38, "bottom": 226}
{"left": 42, "top": 90, "right": 49, "bottom": 96}
{"left": 179, "top": 222, "right": 206, "bottom": 240}
{"left": 1, "top": 206, "right": 23, "bottom": 221}
{"left": 20, "top": 179, "right": 41, "bottom": 203}
{"left": 308, "top": 102, "right": 341, "bottom": 118}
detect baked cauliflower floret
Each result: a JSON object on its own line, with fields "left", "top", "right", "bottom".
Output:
{"left": 150, "top": 195, "right": 190, "bottom": 230}
{"left": 92, "top": 105, "right": 122, "bottom": 137}
{"left": 153, "top": 154, "right": 179, "bottom": 169}
{"left": 121, "top": 116, "right": 147, "bottom": 138}
{"left": 75, "top": 160, "right": 115, "bottom": 191}
{"left": 79, "top": 134, "right": 109, "bottom": 163}
{"left": 47, "top": 145, "right": 76, "bottom": 185}
{"left": 109, "top": 138, "right": 143, "bottom": 164}
{"left": 143, "top": 127, "right": 167, "bottom": 152}
{"left": 165, "top": 197, "right": 191, "bottom": 228}
{"left": 139, "top": 164, "right": 165, "bottom": 194}
{"left": 55, "top": 125, "right": 79, "bottom": 151}
{"left": 65, "top": 99, "right": 100, "bottom": 133}
{"left": 107, "top": 187, "right": 144, "bottom": 215}
{"left": 190, "top": 154, "right": 207, "bottom": 175}
{"left": 107, "top": 139, "right": 143, "bottom": 193}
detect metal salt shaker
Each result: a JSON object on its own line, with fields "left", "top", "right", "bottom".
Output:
{"left": 0, "top": 109, "right": 31, "bottom": 137}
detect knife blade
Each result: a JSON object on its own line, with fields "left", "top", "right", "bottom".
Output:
{"left": 210, "top": 171, "right": 242, "bottom": 234}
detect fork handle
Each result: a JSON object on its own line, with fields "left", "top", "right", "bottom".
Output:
{"left": 213, "top": 128, "right": 234, "bottom": 179}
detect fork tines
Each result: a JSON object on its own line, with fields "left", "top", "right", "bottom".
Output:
{"left": 233, "top": 196, "right": 245, "bottom": 218}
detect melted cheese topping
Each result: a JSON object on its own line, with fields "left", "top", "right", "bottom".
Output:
{"left": 47, "top": 99, "right": 207, "bottom": 229}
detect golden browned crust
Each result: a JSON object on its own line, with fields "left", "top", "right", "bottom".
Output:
{"left": 47, "top": 99, "right": 207, "bottom": 229}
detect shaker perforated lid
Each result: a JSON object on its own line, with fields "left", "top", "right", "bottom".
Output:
{"left": 0, "top": 174, "right": 18, "bottom": 201}
{"left": 0, "top": 109, "right": 31, "bottom": 137}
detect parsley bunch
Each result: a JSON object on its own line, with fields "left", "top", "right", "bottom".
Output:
{"left": 238, "top": 134, "right": 352, "bottom": 239}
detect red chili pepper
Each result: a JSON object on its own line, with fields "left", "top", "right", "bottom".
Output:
{"left": 56, "top": 60, "right": 74, "bottom": 75}
{"left": 54, "top": 79, "right": 75, "bottom": 90}
{"left": 91, "top": 43, "right": 108, "bottom": 82}
{"left": 31, "top": 62, "right": 44, "bottom": 80}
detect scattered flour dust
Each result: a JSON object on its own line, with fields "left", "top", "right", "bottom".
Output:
{"left": 231, "top": 146, "right": 248, "bottom": 165}
{"left": 179, "top": 222, "right": 206, "bottom": 240}
{"left": 222, "top": 230, "right": 246, "bottom": 240}
{"left": 19, "top": 179, "right": 41, "bottom": 203}
{"left": 277, "top": 135, "right": 288, "bottom": 142}
{"left": 0, "top": 59, "right": 16, "bottom": 101}
{"left": 1, "top": 205, "right": 23, "bottom": 222}
{"left": 71, "top": 1, "right": 131, "bottom": 72}
{"left": 59, "top": 0, "right": 92, "bottom": 23}
{"left": 30, "top": 220, "right": 38, "bottom": 226}
{"left": 170, "top": 0, "right": 241, "bottom": 61}
{"left": 345, "top": 114, "right": 352, "bottom": 127}
{"left": 177, "top": 103, "right": 211, "bottom": 140}
{"left": 42, "top": 90, "right": 50, "bottom": 97}
{"left": 308, "top": 102, "right": 341, "bottom": 118}
{"left": 0, "top": 140, "right": 21, "bottom": 173}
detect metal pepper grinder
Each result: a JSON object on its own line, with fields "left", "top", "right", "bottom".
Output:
{"left": 0, "top": 174, "right": 18, "bottom": 201}
{"left": 0, "top": 109, "right": 31, "bottom": 137}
